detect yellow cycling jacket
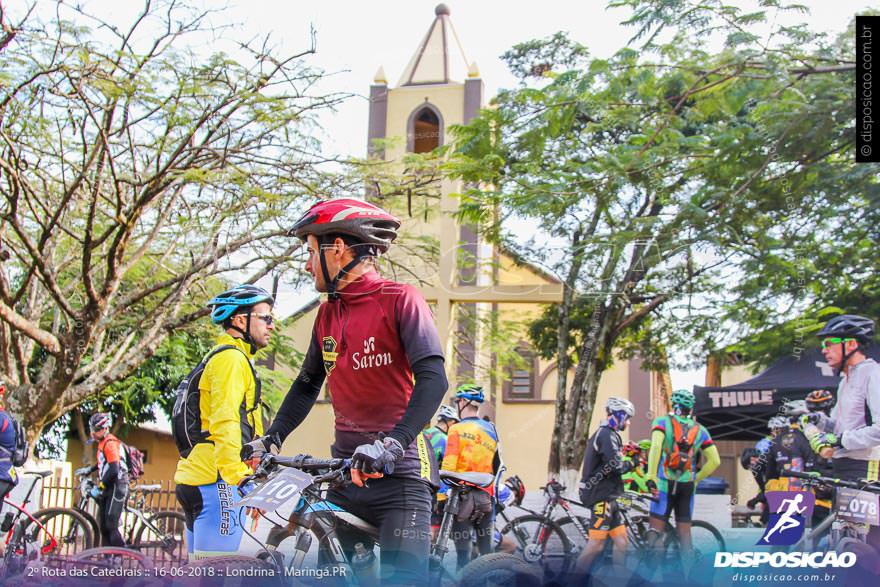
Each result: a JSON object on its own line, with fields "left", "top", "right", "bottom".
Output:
{"left": 174, "top": 334, "right": 263, "bottom": 486}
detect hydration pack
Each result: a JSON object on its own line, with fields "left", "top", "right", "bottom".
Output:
{"left": 0, "top": 415, "right": 29, "bottom": 467}
{"left": 665, "top": 416, "right": 700, "bottom": 474}
{"left": 172, "top": 345, "right": 261, "bottom": 458}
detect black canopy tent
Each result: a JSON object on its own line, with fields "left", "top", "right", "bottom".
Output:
{"left": 694, "top": 345, "right": 880, "bottom": 441}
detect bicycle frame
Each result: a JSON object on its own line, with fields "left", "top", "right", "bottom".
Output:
{"left": 2, "top": 500, "right": 57, "bottom": 555}
{"left": 75, "top": 474, "right": 167, "bottom": 546}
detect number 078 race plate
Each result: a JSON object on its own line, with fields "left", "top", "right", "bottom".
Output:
{"left": 238, "top": 468, "right": 315, "bottom": 511}
{"left": 836, "top": 487, "right": 880, "bottom": 525}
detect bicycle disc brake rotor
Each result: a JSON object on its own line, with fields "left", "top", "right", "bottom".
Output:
{"left": 523, "top": 543, "right": 544, "bottom": 563}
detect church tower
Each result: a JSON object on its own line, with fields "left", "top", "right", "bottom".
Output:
{"left": 366, "top": 4, "right": 494, "bottom": 387}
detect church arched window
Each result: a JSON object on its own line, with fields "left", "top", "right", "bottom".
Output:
{"left": 408, "top": 104, "right": 443, "bottom": 153}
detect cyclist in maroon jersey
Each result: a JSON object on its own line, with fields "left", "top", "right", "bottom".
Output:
{"left": 242, "top": 199, "right": 447, "bottom": 583}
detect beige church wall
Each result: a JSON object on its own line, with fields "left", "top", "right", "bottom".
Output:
{"left": 493, "top": 401, "right": 555, "bottom": 491}
{"left": 67, "top": 428, "right": 178, "bottom": 483}
{"left": 496, "top": 253, "right": 556, "bottom": 287}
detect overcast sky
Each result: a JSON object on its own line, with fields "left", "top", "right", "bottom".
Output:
{"left": 216, "top": 0, "right": 871, "bottom": 159}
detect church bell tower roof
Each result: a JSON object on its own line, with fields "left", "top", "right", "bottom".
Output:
{"left": 397, "top": 4, "right": 472, "bottom": 87}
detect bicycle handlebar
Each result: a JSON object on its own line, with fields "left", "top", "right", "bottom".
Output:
{"left": 268, "top": 455, "right": 349, "bottom": 471}
{"left": 780, "top": 470, "right": 880, "bottom": 493}
{"left": 238, "top": 454, "right": 351, "bottom": 492}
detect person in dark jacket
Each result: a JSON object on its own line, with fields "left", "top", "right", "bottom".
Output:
{"left": 82, "top": 413, "right": 129, "bottom": 547}
{"left": 572, "top": 397, "right": 636, "bottom": 578}
{"left": 0, "top": 382, "right": 19, "bottom": 501}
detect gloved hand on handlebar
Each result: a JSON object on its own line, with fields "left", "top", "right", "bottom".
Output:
{"left": 89, "top": 486, "right": 102, "bottom": 499}
{"left": 350, "top": 435, "right": 405, "bottom": 487}
{"left": 240, "top": 434, "right": 280, "bottom": 469}
{"left": 238, "top": 480, "right": 255, "bottom": 498}
{"left": 809, "top": 431, "right": 841, "bottom": 457}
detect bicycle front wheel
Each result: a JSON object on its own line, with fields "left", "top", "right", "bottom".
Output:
{"left": 132, "top": 510, "right": 187, "bottom": 567}
{"left": 499, "top": 514, "right": 573, "bottom": 583}
{"left": 28, "top": 507, "right": 95, "bottom": 558}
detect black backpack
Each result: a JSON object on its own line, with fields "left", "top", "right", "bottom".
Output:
{"left": 0, "top": 414, "right": 28, "bottom": 467}
{"left": 11, "top": 417, "right": 27, "bottom": 467}
{"left": 172, "top": 345, "right": 261, "bottom": 459}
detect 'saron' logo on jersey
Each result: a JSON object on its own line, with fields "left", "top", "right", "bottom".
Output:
{"left": 322, "top": 336, "right": 338, "bottom": 374}
{"left": 352, "top": 335, "right": 393, "bottom": 371}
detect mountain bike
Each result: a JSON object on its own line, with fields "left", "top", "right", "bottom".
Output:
{"left": 184, "top": 453, "right": 541, "bottom": 586}
{"left": 2, "top": 471, "right": 92, "bottom": 578}
{"left": 36, "top": 471, "right": 185, "bottom": 565}
{"left": 498, "top": 480, "right": 726, "bottom": 581}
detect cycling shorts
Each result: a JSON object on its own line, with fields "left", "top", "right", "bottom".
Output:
{"left": 589, "top": 499, "right": 625, "bottom": 539}
{"left": 176, "top": 480, "right": 244, "bottom": 558}
{"left": 650, "top": 479, "right": 695, "bottom": 523}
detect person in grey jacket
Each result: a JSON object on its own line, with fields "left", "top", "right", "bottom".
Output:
{"left": 809, "top": 315, "right": 880, "bottom": 469}
{"left": 808, "top": 314, "right": 880, "bottom": 553}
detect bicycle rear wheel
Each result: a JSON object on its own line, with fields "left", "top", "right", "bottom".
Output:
{"left": 664, "top": 520, "right": 726, "bottom": 560}
{"left": 28, "top": 507, "right": 95, "bottom": 558}
{"left": 132, "top": 510, "right": 187, "bottom": 567}
{"left": 498, "top": 514, "right": 573, "bottom": 583}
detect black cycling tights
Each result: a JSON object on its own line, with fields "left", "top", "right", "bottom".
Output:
{"left": 323, "top": 476, "right": 432, "bottom": 584}
{"left": 98, "top": 482, "right": 129, "bottom": 547}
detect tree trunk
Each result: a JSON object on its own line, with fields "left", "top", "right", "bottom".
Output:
{"left": 550, "top": 298, "right": 622, "bottom": 484}
{"left": 74, "top": 411, "right": 94, "bottom": 466}
{"left": 548, "top": 228, "right": 585, "bottom": 475}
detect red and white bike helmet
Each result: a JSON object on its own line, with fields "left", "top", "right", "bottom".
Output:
{"left": 289, "top": 199, "right": 401, "bottom": 299}
{"left": 289, "top": 198, "right": 400, "bottom": 254}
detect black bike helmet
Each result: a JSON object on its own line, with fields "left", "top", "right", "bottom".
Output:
{"left": 504, "top": 475, "right": 526, "bottom": 506}
{"left": 817, "top": 314, "right": 875, "bottom": 343}
{"left": 740, "top": 448, "right": 760, "bottom": 470}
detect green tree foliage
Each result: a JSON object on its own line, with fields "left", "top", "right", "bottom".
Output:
{"left": 448, "top": 0, "right": 877, "bottom": 475}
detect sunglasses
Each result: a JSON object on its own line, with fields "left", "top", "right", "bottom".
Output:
{"left": 251, "top": 313, "right": 275, "bottom": 326}
{"left": 821, "top": 337, "right": 855, "bottom": 349}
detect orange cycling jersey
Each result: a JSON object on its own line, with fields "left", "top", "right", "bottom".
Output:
{"left": 441, "top": 417, "right": 498, "bottom": 493}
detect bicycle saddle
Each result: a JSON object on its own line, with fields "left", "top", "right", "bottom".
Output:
{"left": 26, "top": 470, "right": 53, "bottom": 478}
{"left": 439, "top": 470, "right": 495, "bottom": 488}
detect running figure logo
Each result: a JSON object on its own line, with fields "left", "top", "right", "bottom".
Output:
{"left": 759, "top": 491, "right": 815, "bottom": 546}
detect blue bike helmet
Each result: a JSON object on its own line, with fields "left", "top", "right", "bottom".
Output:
{"left": 208, "top": 285, "right": 275, "bottom": 324}
{"left": 208, "top": 285, "right": 274, "bottom": 353}
{"left": 454, "top": 384, "right": 485, "bottom": 404}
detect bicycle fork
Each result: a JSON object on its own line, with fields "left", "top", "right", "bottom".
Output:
{"left": 430, "top": 490, "right": 460, "bottom": 569}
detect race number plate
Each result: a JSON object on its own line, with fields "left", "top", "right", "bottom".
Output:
{"left": 837, "top": 487, "right": 880, "bottom": 525}
{"left": 239, "top": 468, "right": 314, "bottom": 511}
